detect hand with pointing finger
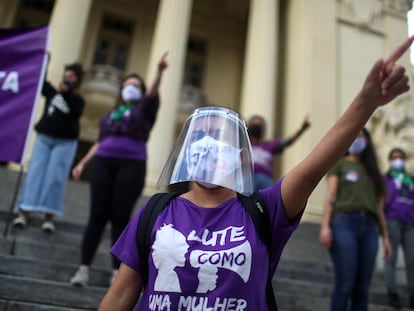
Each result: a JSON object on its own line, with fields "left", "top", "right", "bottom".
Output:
{"left": 358, "top": 35, "right": 414, "bottom": 108}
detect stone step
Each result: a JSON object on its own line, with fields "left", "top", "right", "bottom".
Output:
{"left": 274, "top": 277, "right": 411, "bottom": 310}
{"left": 0, "top": 299, "right": 95, "bottom": 311}
{"left": 0, "top": 233, "right": 113, "bottom": 270}
{"left": 0, "top": 274, "right": 106, "bottom": 310}
{"left": 275, "top": 291, "right": 408, "bottom": 311}
{"left": 276, "top": 257, "right": 388, "bottom": 290}
{"left": 0, "top": 254, "right": 111, "bottom": 288}
{"left": 0, "top": 211, "right": 111, "bottom": 242}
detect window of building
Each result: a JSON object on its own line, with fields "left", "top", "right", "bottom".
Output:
{"left": 14, "top": 0, "right": 54, "bottom": 27}
{"left": 184, "top": 38, "right": 207, "bottom": 87}
{"left": 92, "top": 14, "right": 134, "bottom": 71}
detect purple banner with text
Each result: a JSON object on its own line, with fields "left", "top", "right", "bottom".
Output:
{"left": 0, "top": 26, "right": 49, "bottom": 164}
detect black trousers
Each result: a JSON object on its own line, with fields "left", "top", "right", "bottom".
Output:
{"left": 80, "top": 156, "right": 146, "bottom": 269}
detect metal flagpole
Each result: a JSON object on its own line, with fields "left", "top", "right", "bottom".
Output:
{"left": 3, "top": 165, "right": 24, "bottom": 238}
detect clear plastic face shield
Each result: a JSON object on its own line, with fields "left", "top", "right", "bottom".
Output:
{"left": 157, "top": 107, "right": 254, "bottom": 195}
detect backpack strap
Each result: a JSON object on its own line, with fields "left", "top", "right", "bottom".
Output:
{"left": 237, "top": 192, "right": 271, "bottom": 248}
{"left": 237, "top": 192, "right": 278, "bottom": 311}
{"left": 136, "top": 192, "right": 182, "bottom": 286}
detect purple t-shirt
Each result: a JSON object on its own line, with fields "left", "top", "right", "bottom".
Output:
{"left": 111, "top": 179, "right": 301, "bottom": 310}
{"left": 384, "top": 174, "right": 414, "bottom": 224}
{"left": 96, "top": 136, "right": 147, "bottom": 160}
{"left": 251, "top": 139, "right": 285, "bottom": 177}
{"left": 95, "top": 95, "right": 160, "bottom": 160}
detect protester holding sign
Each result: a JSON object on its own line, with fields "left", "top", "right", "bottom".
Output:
{"left": 13, "top": 62, "right": 85, "bottom": 233}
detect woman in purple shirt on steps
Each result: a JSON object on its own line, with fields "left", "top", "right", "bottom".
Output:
{"left": 383, "top": 147, "right": 414, "bottom": 309}
{"left": 69, "top": 53, "right": 169, "bottom": 287}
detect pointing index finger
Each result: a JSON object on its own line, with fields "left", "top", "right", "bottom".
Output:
{"left": 385, "top": 35, "right": 414, "bottom": 64}
{"left": 161, "top": 51, "right": 169, "bottom": 60}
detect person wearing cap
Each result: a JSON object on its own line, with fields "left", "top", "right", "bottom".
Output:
{"left": 12, "top": 62, "right": 85, "bottom": 233}
{"left": 98, "top": 36, "right": 414, "bottom": 311}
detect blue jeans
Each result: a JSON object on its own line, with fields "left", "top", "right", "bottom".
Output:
{"left": 384, "top": 219, "right": 414, "bottom": 294}
{"left": 253, "top": 172, "right": 273, "bottom": 191}
{"left": 17, "top": 133, "right": 78, "bottom": 216}
{"left": 330, "top": 211, "right": 379, "bottom": 311}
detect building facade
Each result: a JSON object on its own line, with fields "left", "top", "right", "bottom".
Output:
{"left": 0, "top": 0, "right": 412, "bottom": 222}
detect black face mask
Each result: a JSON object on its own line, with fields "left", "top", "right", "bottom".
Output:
{"left": 248, "top": 124, "right": 263, "bottom": 138}
{"left": 63, "top": 78, "right": 79, "bottom": 90}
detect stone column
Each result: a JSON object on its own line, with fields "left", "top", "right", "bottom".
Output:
{"left": 145, "top": 0, "right": 193, "bottom": 192}
{"left": 240, "top": 0, "right": 278, "bottom": 137}
{"left": 282, "top": 0, "right": 336, "bottom": 223}
{"left": 47, "top": 0, "right": 92, "bottom": 83}
{"left": 15, "top": 0, "right": 93, "bottom": 169}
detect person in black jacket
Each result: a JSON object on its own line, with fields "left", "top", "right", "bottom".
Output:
{"left": 12, "top": 62, "right": 85, "bottom": 233}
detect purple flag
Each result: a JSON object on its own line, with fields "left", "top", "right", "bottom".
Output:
{"left": 0, "top": 26, "right": 49, "bottom": 164}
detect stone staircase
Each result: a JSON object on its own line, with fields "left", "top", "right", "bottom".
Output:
{"left": 274, "top": 224, "right": 412, "bottom": 311}
{"left": 0, "top": 165, "right": 411, "bottom": 310}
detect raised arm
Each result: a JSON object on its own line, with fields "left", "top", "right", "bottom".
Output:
{"left": 283, "top": 115, "right": 311, "bottom": 147}
{"left": 281, "top": 35, "right": 414, "bottom": 220}
{"left": 146, "top": 52, "right": 169, "bottom": 98}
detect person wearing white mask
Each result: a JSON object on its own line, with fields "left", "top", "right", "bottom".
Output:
{"left": 69, "top": 52, "right": 168, "bottom": 287}
{"left": 319, "top": 128, "right": 392, "bottom": 310}
{"left": 383, "top": 148, "right": 414, "bottom": 309}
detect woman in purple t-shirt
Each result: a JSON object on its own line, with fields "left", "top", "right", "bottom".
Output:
{"left": 98, "top": 36, "right": 414, "bottom": 311}
{"left": 69, "top": 53, "right": 169, "bottom": 287}
{"left": 247, "top": 115, "right": 310, "bottom": 191}
{"left": 383, "top": 147, "right": 414, "bottom": 309}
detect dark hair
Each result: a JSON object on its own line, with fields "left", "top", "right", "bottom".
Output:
{"left": 388, "top": 147, "right": 407, "bottom": 160}
{"left": 113, "top": 73, "right": 147, "bottom": 108}
{"left": 248, "top": 115, "right": 266, "bottom": 126}
{"left": 64, "top": 62, "right": 84, "bottom": 83}
{"left": 358, "top": 128, "right": 385, "bottom": 197}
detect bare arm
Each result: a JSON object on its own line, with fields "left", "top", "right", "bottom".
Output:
{"left": 146, "top": 52, "right": 169, "bottom": 98}
{"left": 98, "top": 263, "right": 143, "bottom": 311}
{"left": 377, "top": 196, "right": 392, "bottom": 259}
{"left": 72, "top": 143, "right": 99, "bottom": 180}
{"left": 281, "top": 35, "right": 414, "bottom": 220}
{"left": 319, "top": 175, "right": 338, "bottom": 248}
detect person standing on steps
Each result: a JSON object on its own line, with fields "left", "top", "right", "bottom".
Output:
{"left": 247, "top": 114, "right": 310, "bottom": 191}
{"left": 69, "top": 52, "right": 168, "bottom": 287}
{"left": 13, "top": 62, "right": 85, "bottom": 233}
{"left": 319, "top": 127, "right": 392, "bottom": 311}
{"left": 382, "top": 147, "right": 414, "bottom": 309}
{"left": 97, "top": 36, "right": 414, "bottom": 311}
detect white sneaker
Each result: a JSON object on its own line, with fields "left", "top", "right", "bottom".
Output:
{"left": 41, "top": 221, "right": 55, "bottom": 233}
{"left": 12, "top": 214, "right": 27, "bottom": 228}
{"left": 70, "top": 267, "right": 89, "bottom": 287}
